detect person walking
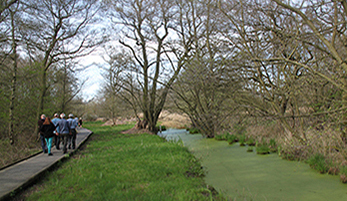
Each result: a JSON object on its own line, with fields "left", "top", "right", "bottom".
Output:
{"left": 51, "top": 113, "right": 61, "bottom": 150}
{"left": 58, "top": 113, "right": 71, "bottom": 154}
{"left": 75, "top": 116, "right": 79, "bottom": 127}
{"left": 39, "top": 117, "right": 57, "bottom": 156}
{"left": 38, "top": 114, "right": 47, "bottom": 153}
{"left": 78, "top": 117, "right": 83, "bottom": 128}
{"left": 67, "top": 114, "right": 78, "bottom": 149}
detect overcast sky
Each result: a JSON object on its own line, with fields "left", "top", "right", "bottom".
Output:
{"left": 77, "top": 52, "right": 106, "bottom": 102}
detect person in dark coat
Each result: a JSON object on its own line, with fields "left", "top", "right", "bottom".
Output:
{"left": 78, "top": 117, "right": 83, "bottom": 127}
{"left": 40, "top": 117, "right": 57, "bottom": 156}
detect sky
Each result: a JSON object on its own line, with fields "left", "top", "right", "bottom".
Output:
{"left": 77, "top": 52, "right": 106, "bottom": 102}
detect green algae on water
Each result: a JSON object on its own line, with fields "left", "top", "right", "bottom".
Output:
{"left": 178, "top": 133, "right": 347, "bottom": 201}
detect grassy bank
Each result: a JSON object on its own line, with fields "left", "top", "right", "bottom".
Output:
{"left": 0, "top": 137, "right": 41, "bottom": 170}
{"left": 18, "top": 121, "right": 221, "bottom": 201}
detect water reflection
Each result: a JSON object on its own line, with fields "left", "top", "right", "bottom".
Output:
{"left": 158, "top": 128, "right": 188, "bottom": 141}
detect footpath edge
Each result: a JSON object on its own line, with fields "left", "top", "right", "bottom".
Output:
{"left": 0, "top": 129, "right": 93, "bottom": 201}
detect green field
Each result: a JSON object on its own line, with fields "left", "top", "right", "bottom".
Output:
{"left": 23, "top": 122, "right": 223, "bottom": 201}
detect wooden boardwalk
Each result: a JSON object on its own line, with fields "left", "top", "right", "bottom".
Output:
{"left": 0, "top": 128, "right": 93, "bottom": 201}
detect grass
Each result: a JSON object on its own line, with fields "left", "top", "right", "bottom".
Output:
{"left": 188, "top": 127, "right": 201, "bottom": 134}
{"left": 339, "top": 166, "right": 347, "bottom": 183}
{"left": 307, "top": 153, "right": 329, "bottom": 174}
{"left": 156, "top": 125, "right": 167, "bottom": 131}
{"left": 245, "top": 137, "right": 255, "bottom": 146}
{"left": 227, "top": 135, "right": 237, "bottom": 145}
{"left": 0, "top": 136, "right": 41, "bottom": 169}
{"left": 255, "top": 141, "right": 270, "bottom": 155}
{"left": 238, "top": 135, "right": 246, "bottom": 146}
{"left": 214, "top": 133, "right": 229, "bottom": 141}
{"left": 269, "top": 138, "right": 278, "bottom": 153}
{"left": 246, "top": 147, "right": 253, "bottom": 152}
{"left": 21, "top": 121, "right": 221, "bottom": 201}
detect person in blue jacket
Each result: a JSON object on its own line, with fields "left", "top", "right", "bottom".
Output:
{"left": 67, "top": 114, "right": 78, "bottom": 149}
{"left": 51, "top": 113, "right": 61, "bottom": 150}
{"left": 58, "top": 113, "right": 71, "bottom": 154}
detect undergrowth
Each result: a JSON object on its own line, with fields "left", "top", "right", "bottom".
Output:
{"left": 0, "top": 134, "right": 41, "bottom": 169}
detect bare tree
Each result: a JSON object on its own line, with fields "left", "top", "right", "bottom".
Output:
{"left": 50, "top": 60, "right": 86, "bottom": 113}
{"left": 101, "top": 50, "right": 129, "bottom": 125}
{"left": 216, "top": 0, "right": 315, "bottom": 143}
{"left": 215, "top": 0, "right": 347, "bottom": 144}
{"left": 0, "top": 0, "right": 18, "bottom": 23}
{"left": 21, "top": 0, "right": 104, "bottom": 135}
{"left": 169, "top": 0, "right": 241, "bottom": 138}
{"left": 105, "top": 0, "right": 191, "bottom": 133}
{"left": 268, "top": 0, "right": 347, "bottom": 142}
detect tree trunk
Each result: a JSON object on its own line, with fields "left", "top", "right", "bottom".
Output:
{"left": 8, "top": 9, "right": 17, "bottom": 145}
{"left": 34, "top": 68, "right": 46, "bottom": 138}
{"left": 135, "top": 119, "right": 148, "bottom": 130}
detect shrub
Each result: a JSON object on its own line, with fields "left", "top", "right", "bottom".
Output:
{"left": 256, "top": 141, "right": 270, "bottom": 155}
{"left": 156, "top": 125, "right": 167, "bottom": 132}
{"left": 246, "top": 137, "right": 255, "bottom": 146}
{"left": 233, "top": 123, "right": 247, "bottom": 135}
{"left": 307, "top": 154, "right": 329, "bottom": 174}
{"left": 214, "top": 135, "right": 225, "bottom": 141}
{"left": 247, "top": 147, "right": 253, "bottom": 152}
{"left": 215, "top": 132, "right": 229, "bottom": 141}
{"left": 214, "top": 134, "right": 228, "bottom": 141}
{"left": 83, "top": 114, "right": 98, "bottom": 121}
{"left": 279, "top": 145, "right": 308, "bottom": 161}
{"left": 269, "top": 138, "right": 277, "bottom": 153}
{"left": 227, "top": 135, "right": 237, "bottom": 145}
{"left": 238, "top": 135, "right": 246, "bottom": 146}
{"left": 340, "top": 174, "right": 347, "bottom": 184}
{"left": 188, "top": 127, "right": 200, "bottom": 134}
{"left": 328, "top": 166, "right": 340, "bottom": 175}
{"left": 256, "top": 145, "right": 270, "bottom": 155}
{"left": 339, "top": 166, "right": 347, "bottom": 183}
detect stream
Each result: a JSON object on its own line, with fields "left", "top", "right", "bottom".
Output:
{"left": 159, "top": 129, "right": 347, "bottom": 200}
